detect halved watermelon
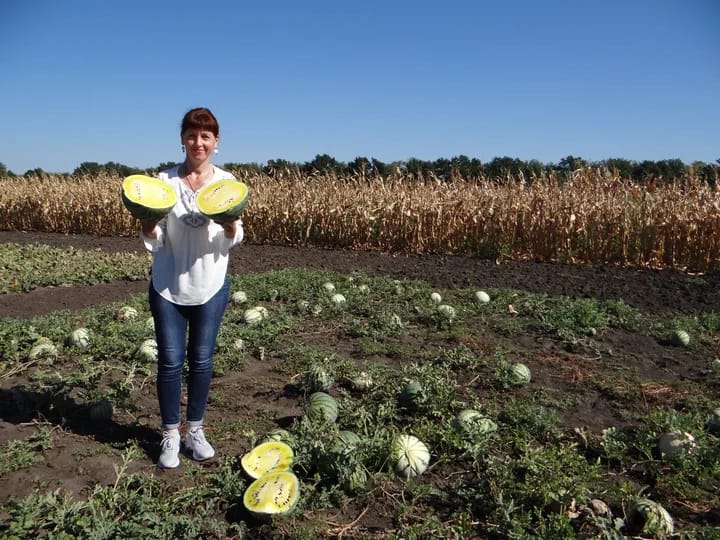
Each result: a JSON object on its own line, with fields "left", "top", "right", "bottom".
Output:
{"left": 243, "top": 471, "right": 299, "bottom": 519}
{"left": 121, "top": 175, "right": 177, "bottom": 221}
{"left": 196, "top": 179, "right": 249, "bottom": 222}
{"left": 241, "top": 441, "right": 294, "bottom": 479}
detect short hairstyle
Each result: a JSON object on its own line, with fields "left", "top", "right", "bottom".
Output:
{"left": 181, "top": 107, "right": 219, "bottom": 137}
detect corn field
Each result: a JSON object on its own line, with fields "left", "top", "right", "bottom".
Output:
{"left": 2, "top": 168, "right": 720, "bottom": 271}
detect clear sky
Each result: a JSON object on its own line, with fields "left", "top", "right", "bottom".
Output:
{"left": 1, "top": 0, "right": 718, "bottom": 174}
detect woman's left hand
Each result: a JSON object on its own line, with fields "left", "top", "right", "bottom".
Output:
{"left": 218, "top": 219, "right": 238, "bottom": 239}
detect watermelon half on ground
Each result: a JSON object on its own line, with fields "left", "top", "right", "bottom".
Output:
{"left": 121, "top": 175, "right": 177, "bottom": 221}
{"left": 196, "top": 179, "right": 250, "bottom": 222}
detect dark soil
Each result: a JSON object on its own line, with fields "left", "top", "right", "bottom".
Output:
{"left": 1, "top": 231, "right": 719, "bottom": 536}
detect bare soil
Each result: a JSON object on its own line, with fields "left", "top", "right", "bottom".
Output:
{"left": 1, "top": 231, "right": 719, "bottom": 536}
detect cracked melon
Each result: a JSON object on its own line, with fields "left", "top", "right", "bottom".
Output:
{"left": 243, "top": 470, "right": 299, "bottom": 518}
{"left": 241, "top": 441, "right": 294, "bottom": 479}
{"left": 196, "top": 179, "right": 249, "bottom": 222}
{"left": 121, "top": 175, "right": 177, "bottom": 221}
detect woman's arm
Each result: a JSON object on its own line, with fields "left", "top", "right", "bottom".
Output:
{"left": 215, "top": 218, "right": 244, "bottom": 245}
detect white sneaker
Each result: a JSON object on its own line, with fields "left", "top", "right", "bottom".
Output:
{"left": 158, "top": 430, "right": 181, "bottom": 469}
{"left": 185, "top": 427, "right": 215, "bottom": 461}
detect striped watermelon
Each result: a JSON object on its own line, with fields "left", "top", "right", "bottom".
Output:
{"left": 305, "top": 392, "right": 338, "bottom": 423}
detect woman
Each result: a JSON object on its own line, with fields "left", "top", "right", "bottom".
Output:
{"left": 140, "top": 107, "right": 244, "bottom": 469}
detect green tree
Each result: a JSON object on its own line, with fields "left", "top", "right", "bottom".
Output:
{"left": 304, "top": 154, "right": 345, "bottom": 175}
{"left": 602, "top": 158, "right": 635, "bottom": 179}
{"left": 449, "top": 155, "right": 484, "bottom": 179}
{"left": 371, "top": 158, "right": 391, "bottom": 177}
{"left": 557, "top": 155, "right": 587, "bottom": 172}
{"left": 226, "top": 162, "right": 263, "bottom": 175}
{"left": 73, "top": 162, "right": 102, "bottom": 175}
{"left": 157, "top": 161, "right": 181, "bottom": 171}
{"left": 524, "top": 159, "right": 545, "bottom": 180}
{"left": 485, "top": 156, "right": 525, "bottom": 180}
{"left": 432, "top": 158, "right": 452, "bottom": 180}
{"left": 632, "top": 160, "right": 662, "bottom": 181}
{"left": 348, "top": 156, "right": 372, "bottom": 176}
{"left": 263, "top": 159, "right": 300, "bottom": 176}
{"left": 655, "top": 159, "right": 686, "bottom": 182}
{"left": 405, "top": 157, "right": 433, "bottom": 178}
{"left": 691, "top": 161, "right": 718, "bottom": 186}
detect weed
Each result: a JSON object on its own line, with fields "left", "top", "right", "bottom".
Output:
{"left": 0, "top": 424, "right": 53, "bottom": 475}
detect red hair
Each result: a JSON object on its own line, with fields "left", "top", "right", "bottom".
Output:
{"left": 181, "top": 107, "right": 219, "bottom": 137}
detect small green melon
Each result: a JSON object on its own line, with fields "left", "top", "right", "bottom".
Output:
{"left": 28, "top": 338, "right": 58, "bottom": 363}
{"left": 305, "top": 365, "right": 333, "bottom": 392}
{"left": 670, "top": 329, "right": 690, "bottom": 347}
{"left": 67, "top": 327, "right": 91, "bottom": 348}
{"left": 305, "top": 392, "right": 338, "bottom": 423}
{"left": 453, "top": 409, "right": 497, "bottom": 436}
{"left": 509, "top": 362, "right": 532, "bottom": 386}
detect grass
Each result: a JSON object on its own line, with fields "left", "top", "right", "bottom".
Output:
{"left": 0, "top": 244, "right": 719, "bottom": 538}
{"left": 0, "top": 243, "right": 151, "bottom": 292}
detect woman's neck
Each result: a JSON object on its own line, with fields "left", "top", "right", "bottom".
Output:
{"left": 180, "top": 160, "right": 213, "bottom": 178}
{"left": 179, "top": 161, "right": 214, "bottom": 192}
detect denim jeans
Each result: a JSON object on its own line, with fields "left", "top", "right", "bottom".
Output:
{"left": 149, "top": 277, "right": 230, "bottom": 429}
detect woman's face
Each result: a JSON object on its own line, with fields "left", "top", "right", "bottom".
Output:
{"left": 181, "top": 129, "right": 218, "bottom": 162}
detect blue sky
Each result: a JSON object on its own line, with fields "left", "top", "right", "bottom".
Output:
{"left": 1, "top": 0, "right": 718, "bottom": 173}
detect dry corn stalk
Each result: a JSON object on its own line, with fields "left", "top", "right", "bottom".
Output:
{"left": 1, "top": 168, "right": 720, "bottom": 271}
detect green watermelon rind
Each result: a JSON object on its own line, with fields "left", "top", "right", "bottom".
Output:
{"left": 305, "top": 391, "right": 339, "bottom": 423}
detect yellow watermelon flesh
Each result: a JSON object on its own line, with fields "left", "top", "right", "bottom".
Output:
{"left": 121, "top": 175, "right": 177, "bottom": 221}
{"left": 196, "top": 179, "right": 249, "bottom": 222}
{"left": 240, "top": 441, "right": 294, "bottom": 479}
{"left": 243, "top": 471, "right": 299, "bottom": 518}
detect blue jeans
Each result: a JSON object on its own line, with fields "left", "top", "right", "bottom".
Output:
{"left": 149, "top": 278, "right": 230, "bottom": 430}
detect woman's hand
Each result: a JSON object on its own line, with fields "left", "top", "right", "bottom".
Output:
{"left": 217, "top": 219, "right": 238, "bottom": 239}
{"left": 141, "top": 219, "right": 160, "bottom": 238}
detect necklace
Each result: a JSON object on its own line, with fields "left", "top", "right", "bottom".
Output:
{"left": 180, "top": 164, "right": 214, "bottom": 193}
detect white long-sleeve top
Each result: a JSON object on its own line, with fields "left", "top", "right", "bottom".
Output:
{"left": 141, "top": 165, "right": 244, "bottom": 306}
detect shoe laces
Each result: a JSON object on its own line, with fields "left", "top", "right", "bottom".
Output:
{"left": 188, "top": 427, "right": 209, "bottom": 445}
{"left": 161, "top": 430, "right": 180, "bottom": 450}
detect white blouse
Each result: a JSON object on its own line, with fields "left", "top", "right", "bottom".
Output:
{"left": 141, "top": 165, "right": 244, "bottom": 305}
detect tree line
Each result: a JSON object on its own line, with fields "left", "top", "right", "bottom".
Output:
{"left": 2, "top": 155, "right": 719, "bottom": 184}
